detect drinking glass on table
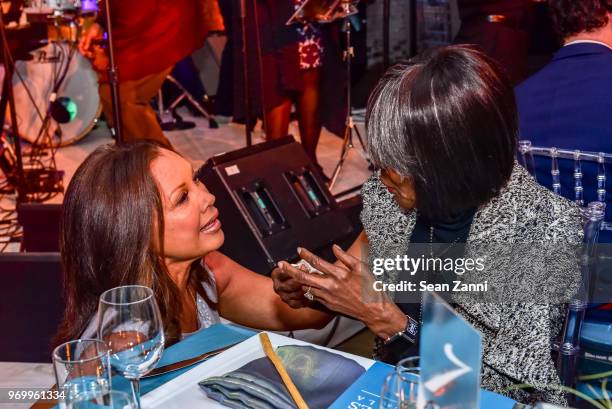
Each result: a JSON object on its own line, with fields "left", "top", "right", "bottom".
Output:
{"left": 71, "top": 390, "right": 136, "bottom": 409}
{"left": 97, "top": 285, "right": 165, "bottom": 409}
{"left": 379, "top": 357, "right": 420, "bottom": 409}
{"left": 53, "top": 339, "right": 112, "bottom": 408}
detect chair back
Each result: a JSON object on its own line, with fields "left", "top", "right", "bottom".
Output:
{"left": 518, "top": 140, "right": 611, "bottom": 232}
{"left": 555, "top": 202, "right": 605, "bottom": 387}
{"left": 518, "top": 141, "right": 612, "bottom": 396}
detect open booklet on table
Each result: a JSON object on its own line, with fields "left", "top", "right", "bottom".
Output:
{"left": 139, "top": 326, "right": 516, "bottom": 409}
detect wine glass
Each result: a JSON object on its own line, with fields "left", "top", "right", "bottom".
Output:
{"left": 379, "top": 357, "right": 420, "bottom": 409}
{"left": 53, "top": 339, "right": 111, "bottom": 408}
{"left": 97, "top": 285, "right": 165, "bottom": 409}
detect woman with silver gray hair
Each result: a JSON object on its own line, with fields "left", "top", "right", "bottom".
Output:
{"left": 272, "top": 45, "right": 582, "bottom": 404}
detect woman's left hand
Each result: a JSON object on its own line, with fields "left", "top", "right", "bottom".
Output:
{"left": 277, "top": 245, "right": 407, "bottom": 339}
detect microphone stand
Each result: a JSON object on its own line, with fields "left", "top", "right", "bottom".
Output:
{"left": 103, "top": 0, "right": 123, "bottom": 143}
{"left": 409, "top": 0, "right": 417, "bottom": 57}
{"left": 329, "top": 3, "right": 369, "bottom": 190}
{"left": 383, "top": 0, "right": 390, "bottom": 69}
{"left": 239, "top": 0, "right": 252, "bottom": 146}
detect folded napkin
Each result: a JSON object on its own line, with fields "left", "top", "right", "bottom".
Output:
{"left": 199, "top": 345, "right": 365, "bottom": 409}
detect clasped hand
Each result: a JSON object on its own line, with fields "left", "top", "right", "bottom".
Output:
{"left": 272, "top": 245, "right": 392, "bottom": 329}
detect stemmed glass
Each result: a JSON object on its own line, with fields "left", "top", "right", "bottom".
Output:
{"left": 97, "top": 285, "right": 165, "bottom": 409}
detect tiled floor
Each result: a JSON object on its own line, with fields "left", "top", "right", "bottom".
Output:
{"left": 45, "top": 111, "right": 372, "bottom": 204}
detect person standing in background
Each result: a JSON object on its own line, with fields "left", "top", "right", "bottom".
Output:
{"left": 78, "top": 0, "right": 208, "bottom": 147}
{"left": 228, "top": 0, "right": 346, "bottom": 176}
{"left": 515, "top": 0, "right": 612, "bottom": 241}
{"left": 454, "top": 0, "right": 533, "bottom": 84}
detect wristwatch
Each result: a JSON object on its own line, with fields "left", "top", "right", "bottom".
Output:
{"left": 384, "top": 314, "right": 419, "bottom": 345}
{"left": 374, "top": 314, "right": 419, "bottom": 364}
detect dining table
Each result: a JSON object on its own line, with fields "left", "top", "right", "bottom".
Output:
{"left": 29, "top": 323, "right": 518, "bottom": 408}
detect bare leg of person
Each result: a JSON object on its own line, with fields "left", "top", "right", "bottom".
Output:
{"left": 264, "top": 98, "right": 292, "bottom": 140}
{"left": 296, "top": 68, "right": 322, "bottom": 166}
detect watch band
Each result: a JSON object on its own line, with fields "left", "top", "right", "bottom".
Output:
{"left": 384, "top": 315, "right": 419, "bottom": 345}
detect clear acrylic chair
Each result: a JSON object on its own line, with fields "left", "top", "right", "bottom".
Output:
{"left": 518, "top": 140, "right": 610, "bottom": 396}
{"left": 518, "top": 140, "right": 611, "bottom": 232}
{"left": 556, "top": 201, "right": 604, "bottom": 391}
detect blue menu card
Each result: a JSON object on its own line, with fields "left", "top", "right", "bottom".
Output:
{"left": 419, "top": 291, "right": 483, "bottom": 409}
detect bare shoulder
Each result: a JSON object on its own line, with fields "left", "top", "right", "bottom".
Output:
{"left": 203, "top": 251, "right": 234, "bottom": 293}
{"left": 203, "top": 251, "right": 268, "bottom": 296}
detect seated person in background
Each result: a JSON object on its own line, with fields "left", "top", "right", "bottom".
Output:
{"left": 515, "top": 0, "right": 612, "bottom": 240}
{"left": 54, "top": 142, "right": 332, "bottom": 347}
{"left": 273, "top": 45, "right": 583, "bottom": 405}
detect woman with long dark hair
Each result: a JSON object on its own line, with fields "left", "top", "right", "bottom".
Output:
{"left": 55, "top": 142, "right": 331, "bottom": 346}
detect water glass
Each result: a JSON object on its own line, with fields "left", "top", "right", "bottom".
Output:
{"left": 379, "top": 357, "right": 420, "bottom": 409}
{"left": 70, "top": 390, "right": 135, "bottom": 409}
{"left": 97, "top": 285, "right": 164, "bottom": 409}
{"left": 53, "top": 339, "right": 111, "bottom": 408}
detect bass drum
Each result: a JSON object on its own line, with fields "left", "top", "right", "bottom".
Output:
{"left": 11, "top": 42, "right": 101, "bottom": 147}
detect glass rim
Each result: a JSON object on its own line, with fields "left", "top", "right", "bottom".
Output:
{"left": 396, "top": 356, "right": 421, "bottom": 382}
{"left": 396, "top": 356, "right": 420, "bottom": 369}
{"left": 99, "top": 285, "right": 154, "bottom": 306}
{"left": 52, "top": 338, "right": 109, "bottom": 364}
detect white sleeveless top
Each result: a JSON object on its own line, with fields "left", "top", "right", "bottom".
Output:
{"left": 81, "top": 265, "right": 221, "bottom": 340}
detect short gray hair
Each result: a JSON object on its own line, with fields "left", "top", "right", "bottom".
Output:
{"left": 364, "top": 45, "right": 517, "bottom": 219}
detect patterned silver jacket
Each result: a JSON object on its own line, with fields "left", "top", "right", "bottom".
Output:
{"left": 360, "top": 163, "right": 583, "bottom": 405}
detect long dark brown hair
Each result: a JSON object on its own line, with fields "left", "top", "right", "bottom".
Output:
{"left": 55, "top": 142, "right": 213, "bottom": 347}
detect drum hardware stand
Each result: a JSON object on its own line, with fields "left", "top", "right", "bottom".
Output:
{"left": 0, "top": 134, "right": 16, "bottom": 193}
{"left": 103, "top": 0, "right": 123, "bottom": 143}
{"left": 0, "top": 10, "right": 27, "bottom": 202}
{"left": 329, "top": 1, "right": 370, "bottom": 190}
{"left": 156, "top": 75, "right": 219, "bottom": 131}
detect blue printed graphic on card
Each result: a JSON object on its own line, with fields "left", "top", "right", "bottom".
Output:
{"left": 419, "top": 291, "right": 482, "bottom": 409}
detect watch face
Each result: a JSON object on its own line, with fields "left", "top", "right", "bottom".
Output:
{"left": 407, "top": 319, "right": 419, "bottom": 337}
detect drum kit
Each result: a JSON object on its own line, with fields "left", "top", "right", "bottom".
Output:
{"left": 9, "top": 0, "right": 100, "bottom": 147}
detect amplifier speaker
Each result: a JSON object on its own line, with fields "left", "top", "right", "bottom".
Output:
{"left": 197, "top": 136, "right": 354, "bottom": 274}
{"left": 0, "top": 252, "right": 64, "bottom": 362}
{"left": 17, "top": 203, "right": 62, "bottom": 252}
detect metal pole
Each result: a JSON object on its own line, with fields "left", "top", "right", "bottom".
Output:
{"left": 409, "top": 0, "right": 417, "bottom": 57}
{"left": 383, "top": 0, "right": 390, "bottom": 69}
{"left": 252, "top": 0, "right": 267, "bottom": 139}
{"left": 103, "top": 0, "right": 123, "bottom": 143}
{"left": 329, "top": 17, "right": 354, "bottom": 190}
{"left": 346, "top": 18, "right": 352, "bottom": 124}
{"left": 239, "top": 0, "right": 252, "bottom": 146}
